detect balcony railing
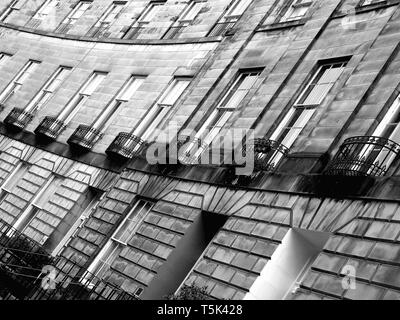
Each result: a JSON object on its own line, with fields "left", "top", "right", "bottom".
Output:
{"left": 106, "top": 132, "right": 148, "bottom": 159}
{"left": 247, "top": 138, "right": 290, "bottom": 172}
{"left": 208, "top": 21, "right": 236, "bottom": 37}
{"left": 55, "top": 22, "right": 73, "bottom": 34}
{"left": 3, "top": 108, "right": 34, "bottom": 130}
{"left": 325, "top": 136, "right": 400, "bottom": 177}
{"left": 163, "top": 26, "right": 184, "bottom": 39}
{"left": 0, "top": 219, "right": 137, "bottom": 300}
{"left": 67, "top": 125, "right": 103, "bottom": 150}
{"left": 34, "top": 116, "right": 66, "bottom": 140}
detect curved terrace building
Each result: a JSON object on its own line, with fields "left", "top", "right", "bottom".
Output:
{"left": 0, "top": 0, "right": 400, "bottom": 300}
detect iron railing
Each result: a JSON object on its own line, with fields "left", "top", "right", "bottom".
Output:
{"left": 325, "top": 136, "right": 400, "bottom": 177}
{"left": 34, "top": 116, "right": 66, "bottom": 140}
{"left": 55, "top": 22, "right": 73, "bottom": 34}
{"left": 3, "top": 108, "right": 34, "bottom": 130}
{"left": 178, "top": 135, "right": 241, "bottom": 166}
{"left": 67, "top": 125, "right": 103, "bottom": 150}
{"left": 246, "top": 138, "right": 290, "bottom": 172}
{"left": 106, "top": 132, "right": 148, "bottom": 159}
{"left": 163, "top": 26, "right": 184, "bottom": 39}
{"left": 25, "top": 18, "right": 42, "bottom": 29}
{"left": 29, "top": 256, "right": 138, "bottom": 300}
{"left": 0, "top": 219, "right": 137, "bottom": 300}
{"left": 123, "top": 26, "right": 145, "bottom": 39}
{"left": 0, "top": 219, "right": 55, "bottom": 299}
{"left": 87, "top": 23, "right": 111, "bottom": 38}
{"left": 208, "top": 21, "right": 236, "bottom": 37}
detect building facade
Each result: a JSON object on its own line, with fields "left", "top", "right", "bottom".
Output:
{"left": 0, "top": 0, "right": 400, "bottom": 300}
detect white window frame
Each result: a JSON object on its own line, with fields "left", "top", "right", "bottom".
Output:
{"left": 182, "top": 70, "right": 261, "bottom": 161}
{"left": 95, "top": 1, "right": 125, "bottom": 26}
{"left": 0, "top": 0, "right": 23, "bottom": 22}
{"left": 132, "top": 77, "right": 191, "bottom": 143}
{"left": 52, "top": 192, "right": 105, "bottom": 256}
{"left": 137, "top": 0, "right": 165, "bottom": 24}
{"left": 60, "top": 0, "right": 91, "bottom": 27}
{"left": 81, "top": 199, "right": 154, "bottom": 283}
{"left": 33, "top": 0, "right": 58, "bottom": 20}
{"left": 57, "top": 71, "right": 107, "bottom": 123}
{"left": 91, "top": 75, "right": 145, "bottom": 130}
{"left": 352, "top": 94, "right": 400, "bottom": 174}
{"left": 269, "top": 60, "right": 348, "bottom": 165}
{"left": 280, "top": 0, "right": 312, "bottom": 22}
{"left": 25, "top": 66, "right": 71, "bottom": 113}
{"left": 0, "top": 60, "right": 41, "bottom": 105}
{"left": 224, "top": 0, "right": 252, "bottom": 18}
{"left": 12, "top": 175, "right": 56, "bottom": 232}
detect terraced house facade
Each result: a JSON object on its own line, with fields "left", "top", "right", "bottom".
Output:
{"left": 0, "top": 0, "right": 400, "bottom": 300}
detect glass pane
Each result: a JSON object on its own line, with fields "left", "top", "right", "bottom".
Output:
{"left": 221, "top": 89, "right": 248, "bottom": 109}
{"left": 228, "top": 0, "right": 252, "bottom": 16}
{"left": 81, "top": 72, "right": 106, "bottom": 95}
{"left": 118, "top": 77, "right": 145, "bottom": 101}
{"left": 71, "top": 2, "right": 91, "bottom": 19}
{"left": 112, "top": 200, "right": 153, "bottom": 244}
{"left": 181, "top": 2, "right": 203, "bottom": 21}
{"left": 302, "top": 83, "right": 332, "bottom": 105}
{"left": 160, "top": 79, "right": 190, "bottom": 105}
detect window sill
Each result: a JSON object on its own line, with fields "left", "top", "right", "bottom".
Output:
{"left": 257, "top": 19, "right": 306, "bottom": 32}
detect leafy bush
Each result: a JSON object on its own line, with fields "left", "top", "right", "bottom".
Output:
{"left": 166, "top": 284, "right": 210, "bottom": 300}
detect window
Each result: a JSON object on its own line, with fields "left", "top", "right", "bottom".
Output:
{"left": 0, "top": 60, "right": 41, "bottom": 106}
{"left": 163, "top": 0, "right": 204, "bottom": 39}
{"left": 0, "top": 52, "right": 11, "bottom": 67}
{"left": 132, "top": 77, "right": 191, "bottom": 142}
{"left": 352, "top": 93, "right": 400, "bottom": 174}
{"left": 27, "top": 0, "right": 58, "bottom": 28}
{"left": 123, "top": 0, "right": 166, "bottom": 39}
{"left": 137, "top": 0, "right": 165, "bottom": 23}
{"left": 88, "top": 1, "right": 126, "bottom": 37}
{"left": 56, "top": 1, "right": 91, "bottom": 33}
{"left": 91, "top": 75, "right": 145, "bottom": 130}
{"left": 269, "top": 60, "right": 348, "bottom": 165}
{"left": 0, "top": 162, "right": 28, "bottom": 204}
{"left": 208, "top": 0, "right": 252, "bottom": 36}
{"left": 57, "top": 71, "right": 107, "bottom": 123}
{"left": 279, "top": 0, "right": 312, "bottom": 23}
{"left": 0, "top": 0, "right": 24, "bottom": 22}
{"left": 84, "top": 199, "right": 154, "bottom": 280}
{"left": 181, "top": 70, "right": 261, "bottom": 163}
{"left": 14, "top": 175, "right": 62, "bottom": 232}
{"left": 24, "top": 66, "right": 71, "bottom": 113}
{"left": 51, "top": 190, "right": 104, "bottom": 256}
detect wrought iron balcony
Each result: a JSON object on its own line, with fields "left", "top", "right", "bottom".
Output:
{"left": 0, "top": 218, "right": 137, "bottom": 300}
{"left": 208, "top": 21, "right": 236, "bottom": 37}
{"left": 163, "top": 26, "right": 184, "bottom": 39}
{"left": 325, "top": 136, "right": 400, "bottom": 177}
{"left": 106, "top": 132, "right": 149, "bottom": 159}
{"left": 67, "top": 125, "right": 103, "bottom": 150}
{"left": 247, "top": 138, "right": 290, "bottom": 172}
{"left": 3, "top": 108, "right": 34, "bottom": 130}
{"left": 34, "top": 116, "right": 66, "bottom": 140}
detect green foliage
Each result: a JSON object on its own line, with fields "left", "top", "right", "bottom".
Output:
{"left": 166, "top": 284, "right": 210, "bottom": 300}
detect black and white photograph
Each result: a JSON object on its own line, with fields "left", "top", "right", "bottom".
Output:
{"left": 0, "top": 0, "right": 398, "bottom": 312}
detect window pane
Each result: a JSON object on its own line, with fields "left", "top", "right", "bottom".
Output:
{"left": 181, "top": 2, "right": 203, "bottom": 21}
{"left": 112, "top": 199, "right": 153, "bottom": 244}
{"left": 117, "top": 77, "right": 145, "bottom": 101}
{"left": 160, "top": 79, "right": 190, "bottom": 105}
{"left": 81, "top": 72, "right": 107, "bottom": 95}
{"left": 228, "top": 0, "right": 252, "bottom": 16}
